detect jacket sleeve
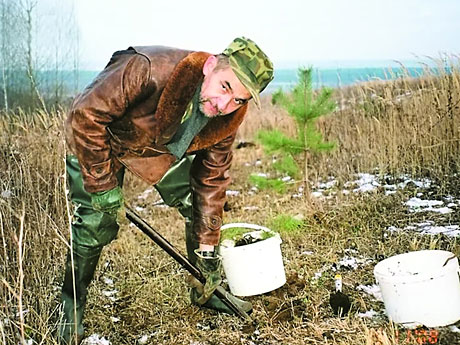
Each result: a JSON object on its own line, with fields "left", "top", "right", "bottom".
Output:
{"left": 70, "top": 51, "right": 153, "bottom": 193}
{"left": 190, "top": 133, "right": 236, "bottom": 246}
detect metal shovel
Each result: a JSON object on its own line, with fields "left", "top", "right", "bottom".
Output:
{"left": 125, "top": 205, "right": 253, "bottom": 322}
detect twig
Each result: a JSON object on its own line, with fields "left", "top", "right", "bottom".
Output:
{"left": 0, "top": 316, "right": 6, "bottom": 345}
{"left": 36, "top": 199, "right": 71, "bottom": 249}
{"left": 63, "top": 145, "right": 79, "bottom": 344}
{"left": 0, "top": 209, "right": 8, "bottom": 279}
{"left": 0, "top": 198, "right": 21, "bottom": 219}
{"left": 17, "top": 204, "right": 26, "bottom": 344}
{"left": 420, "top": 138, "right": 460, "bottom": 149}
{"left": 1, "top": 278, "right": 19, "bottom": 300}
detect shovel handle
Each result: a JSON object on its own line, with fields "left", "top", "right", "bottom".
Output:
{"left": 125, "top": 205, "right": 252, "bottom": 322}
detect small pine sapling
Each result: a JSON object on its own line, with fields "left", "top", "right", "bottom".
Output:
{"left": 257, "top": 67, "right": 336, "bottom": 200}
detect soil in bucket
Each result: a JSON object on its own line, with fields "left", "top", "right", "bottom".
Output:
{"left": 220, "top": 227, "right": 275, "bottom": 247}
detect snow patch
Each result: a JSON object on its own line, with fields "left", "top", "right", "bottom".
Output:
{"left": 292, "top": 186, "right": 304, "bottom": 198}
{"left": 357, "top": 309, "right": 379, "bottom": 319}
{"left": 337, "top": 256, "right": 360, "bottom": 270}
{"left": 388, "top": 222, "right": 460, "bottom": 237}
{"left": 346, "top": 173, "right": 381, "bottom": 193}
{"left": 226, "top": 190, "right": 240, "bottom": 196}
{"left": 404, "top": 197, "right": 453, "bottom": 214}
{"left": 138, "top": 334, "right": 154, "bottom": 344}
{"left": 196, "top": 322, "right": 211, "bottom": 331}
{"left": 357, "top": 284, "right": 383, "bottom": 302}
{"left": 102, "top": 289, "right": 118, "bottom": 297}
{"left": 405, "top": 197, "right": 443, "bottom": 208}
{"left": 102, "top": 277, "right": 114, "bottom": 286}
{"left": 81, "top": 334, "right": 111, "bottom": 345}
{"left": 311, "top": 191, "right": 323, "bottom": 198}
{"left": 449, "top": 325, "right": 460, "bottom": 333}
{"left": 248, "top": 186, "right": 259, "bottom": 195}
{"left": 1, "top": 190, "right": 12, "bottom": 199}
{"left": 429, "top": 207, "right": 453, "bottom": 214}
{"left": 335, "top": 252, "right": 371, "bottom": 270}
{"left": 153, "top": 203, "right": 169, "bottom": 208}
{"left": 317, "top": 179, "right": 337, "bottom": 189}
{"left": 281, "top": 176, "right": 292, "bottom": 182}
{"left": 137, "top": 188, "right": 153, "bottom": 200}
{"left": 242, "top": 206, "right": 259, "bottom": 211}
{"left": 341, "top": 173, "right": 432, "bottom": 195}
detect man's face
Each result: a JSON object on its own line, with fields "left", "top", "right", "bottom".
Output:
{"left": 199, "top": 56, "right": 251, "bottom": 117}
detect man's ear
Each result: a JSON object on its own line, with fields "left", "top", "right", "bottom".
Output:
{"left": 203, "top": 55, "right": 218, "bottom": 76}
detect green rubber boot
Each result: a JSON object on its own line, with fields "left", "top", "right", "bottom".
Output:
{"left": 190, "top": 287, "right": 253, "bottom": 315}
{"left": 58, "top": 156, "right": 124, "bottom": 344}
{"left": 59, "top": 247, "right": 102, "bottom": 344}
{"left": 185, "top": 220, "right": 199, "bottom": 265}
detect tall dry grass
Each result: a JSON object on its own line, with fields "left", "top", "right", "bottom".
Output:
{"left": 0, "top": 109, "right": 68, "bottom": 344}
{"left": 240, "top": 60, "right": 459, "bottom": 186}
{"left": 0, "top": 59, "right": 458, "bottom": 344}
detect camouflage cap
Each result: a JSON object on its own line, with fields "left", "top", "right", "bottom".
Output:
{"left": 222, "top": 37, "right": 274, "bottom": 109}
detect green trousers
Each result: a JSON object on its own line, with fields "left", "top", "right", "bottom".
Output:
{"left": 59, "top": 155, "right": 195, "bottom": 343}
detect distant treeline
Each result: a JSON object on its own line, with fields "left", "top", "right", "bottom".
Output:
{"left": 0, "top": 0, "right": 79, "bottom": 112}
{"left": 266, "top": 65, "right": 452, "bottom": 93}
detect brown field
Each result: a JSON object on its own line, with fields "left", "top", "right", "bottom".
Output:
{"left": 0, "top": 62, "right": 459, "bottom": 344}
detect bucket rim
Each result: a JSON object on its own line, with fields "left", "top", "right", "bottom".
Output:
{"left": 220, "top": 222, "right": 282, "bottom": 250}
{"left": 221, "top": 222, "right": 272, "bottom": 232}
{"left": 220, "top": 232, "right": 282, "bottom": 251}
{"left": 374, "top": 250, "right": 458, "bottom": 282}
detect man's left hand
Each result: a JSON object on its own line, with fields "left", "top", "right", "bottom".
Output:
{"left": 90, "top": 186, "right": 124, "bottom": 215}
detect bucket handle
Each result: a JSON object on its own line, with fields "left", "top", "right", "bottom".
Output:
{"left": 443, "top": 255, "right": 457, "bottom": 267}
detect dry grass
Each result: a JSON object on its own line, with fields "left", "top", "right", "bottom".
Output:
{"left": 0, "top": 61, "right": 459, "bottom": 344}
{"left": 242, "top": 60, "right": 460, "bottom": 185}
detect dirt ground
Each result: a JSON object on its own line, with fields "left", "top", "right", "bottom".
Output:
{"left": 69, "top": 144, "right": 460, "bottom": 345}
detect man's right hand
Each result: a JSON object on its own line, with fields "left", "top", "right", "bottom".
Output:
{"left": 90, "top": 186, "right": 124, "bottom": 215}
{"left": 193, "top": 250, "right": 222, "bottom": 305}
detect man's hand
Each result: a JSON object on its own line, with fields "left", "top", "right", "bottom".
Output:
{"left": 194, "top": 250, "right": 222, "bottom": 305}
{"left": 90, "top": 186, "right": 124, "bottom": 215}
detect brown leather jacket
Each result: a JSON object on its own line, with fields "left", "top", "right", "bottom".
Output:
{"left": 65, "top": 46, "right": 248, "bottom": 246}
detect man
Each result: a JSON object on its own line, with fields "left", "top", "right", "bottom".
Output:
{"left": 59, "top": 36, "right": 273, "bottom": 344}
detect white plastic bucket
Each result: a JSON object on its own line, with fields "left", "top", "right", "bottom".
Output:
{"left": 374, "top": 250, "right": 460, "bottom": 328}
{"left": 219, "top": 223, "right": 286, "bottom": 296}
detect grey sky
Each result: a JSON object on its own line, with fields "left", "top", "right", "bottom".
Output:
{"left": 74, "top": 0, "right": 460, "bottom": 69}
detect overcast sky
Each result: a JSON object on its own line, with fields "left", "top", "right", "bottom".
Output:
{"left": 73, "top": 0, "right": 460, "bottom": 69}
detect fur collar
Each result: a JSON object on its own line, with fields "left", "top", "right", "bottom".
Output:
{"left": 152, "top": 51, "right": 248, "bottom": 150}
